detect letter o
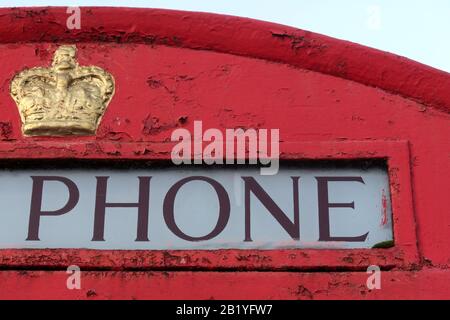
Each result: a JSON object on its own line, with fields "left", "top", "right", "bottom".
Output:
{"left": 163, "top": 176, "right": 230, "bottom": 241}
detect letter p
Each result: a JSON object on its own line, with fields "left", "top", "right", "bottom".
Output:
{"left": 27, "top": 176, "right": 79, "bottom": 241}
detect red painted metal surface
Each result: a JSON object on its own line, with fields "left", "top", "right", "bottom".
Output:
{"left": 0, "top": 7, "right": 448, "bottom": 299}
{"left": 2, "top": 270, "right": 450, "bottom": 300}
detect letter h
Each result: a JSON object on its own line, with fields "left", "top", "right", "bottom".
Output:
{"left": 92, "top": 176, "right": 151, "bottom": 241}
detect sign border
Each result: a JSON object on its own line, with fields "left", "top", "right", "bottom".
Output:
{"left": 0, "top": 140, "right": 419, "bottom": 270}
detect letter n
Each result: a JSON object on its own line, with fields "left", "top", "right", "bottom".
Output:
{"left": 242, "top": 177, "right": 300, "bottom": 241}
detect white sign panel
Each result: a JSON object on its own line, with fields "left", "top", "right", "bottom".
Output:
{"left": 0, "top": 166, "right": 393, "bottom": 250}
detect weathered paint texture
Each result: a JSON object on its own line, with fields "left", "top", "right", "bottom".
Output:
{"left": 0, "top": 7, "right": 448, "bottom": 299}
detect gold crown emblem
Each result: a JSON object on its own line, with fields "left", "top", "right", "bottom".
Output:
{"left": 10, "top": 45, "right": 115, "bottom": 136}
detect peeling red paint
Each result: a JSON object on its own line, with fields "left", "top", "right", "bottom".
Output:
{"left": 0, "top": 7, "right": 448, "bottom": 299}
{"left": 0, "top": 270, "right": 450, "bottom": 300}
{"left": 0, "top": 122, "right": 13, "bottom": 141}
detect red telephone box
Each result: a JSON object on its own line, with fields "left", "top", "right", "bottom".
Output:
{"left": 0, "top": 7, "right": 448, "bottom": 299}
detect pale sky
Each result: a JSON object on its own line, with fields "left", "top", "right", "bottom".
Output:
{"left": 1, "top": 0, "right": 449, "bottom": 73}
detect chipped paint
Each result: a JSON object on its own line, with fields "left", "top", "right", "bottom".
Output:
{"left": 0, "top": 7, "right": 447, "bottom": 300}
